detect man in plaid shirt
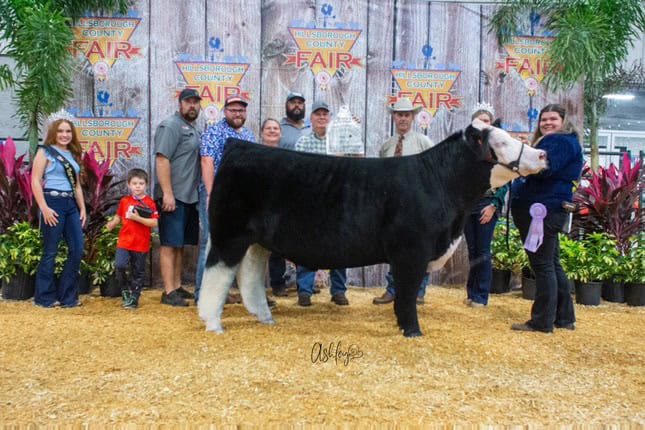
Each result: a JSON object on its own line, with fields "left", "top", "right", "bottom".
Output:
{"left": 196, "top": 94, "right": 256, "bottom": 304}
{"left": 293, "top": 100, "right": 350, "bottom": 308}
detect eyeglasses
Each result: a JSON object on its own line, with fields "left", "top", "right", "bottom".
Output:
{"left": 226, "top": 108, "right": 247, "bottom": 114}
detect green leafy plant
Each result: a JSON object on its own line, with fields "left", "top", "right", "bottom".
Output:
{"left": 622, "top": 232, "right": 645, "bottom": 284}
{"left": 491, "top": 218, "right": 528, "bottom": 273}
{"left": 0, "top": 221, "right": 42, "bottom": 282}
{"left": 89, "top": 223, "right": 120, "bottom": 285}
{"left": 560, "top": 232, "right": 619, "bottom": 283}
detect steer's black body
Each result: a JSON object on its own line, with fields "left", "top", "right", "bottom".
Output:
{"left": 207, "top": 125, "right": 494, "bottom": 336}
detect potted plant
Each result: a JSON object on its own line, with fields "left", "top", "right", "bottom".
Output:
{"left": 80, "top": 150, "right": 123, "bottom": 295}
{"left": 623, "top": 233, "right": 645, "bottom": 306}
{"left": 572, "top": 154, "right": 643, "bottom": 302}
{"left": 92, "top": 224, "right": 121, "bottom": 297}
{"left": 560, "top": 232, "right": 620, "bottom": 306}
{"left": 491, "top": 219, "right": 527, "bottom": 294}
{"left": 0, "top": 222, "right": 41, "bottom": 300}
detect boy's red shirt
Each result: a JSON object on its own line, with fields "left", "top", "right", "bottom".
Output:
{"left": 115, "top": 195, "right": 159, "bottom": 252}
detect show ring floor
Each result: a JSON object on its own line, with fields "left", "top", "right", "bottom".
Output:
{"left": 0, "top": 285, "right": 643, "bottom": 426}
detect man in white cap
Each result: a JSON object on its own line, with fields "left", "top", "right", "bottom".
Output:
{"left": 373, "top": 97, "right": 434, "bottom": 305}
{"left": 293, "top": 101, "right": 349, "bottom": 307}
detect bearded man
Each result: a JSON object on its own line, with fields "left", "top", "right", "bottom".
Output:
{"left": 278, "top": 92, "right": 310, "bottom": 150}
{"left": 154, "top": 88, "right": 203, "bottom": 307}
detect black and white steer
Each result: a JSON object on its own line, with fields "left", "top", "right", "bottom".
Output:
{"left": 198, "top": 119, "right": 547, "bottom": 337}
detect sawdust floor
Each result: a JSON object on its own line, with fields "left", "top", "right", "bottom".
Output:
{"left": 0, "top": 285, "right": 643, "bottom": 427}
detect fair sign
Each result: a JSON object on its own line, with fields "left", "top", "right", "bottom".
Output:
{"left": 390, "top": 69, "right": 463, "bottom": 120}
{"left": 283, "top": 27, "right": 363, "bottom": 89}
{"left": 71, "top": 17, "right": 142, "bottom": 80}
{"left": 176, "top": 62, "right": 251, "bottom": 123}
{"left": 496, "top": 36, "right": 553, "bottom": 95}
{"left": 73, "top": 117, "right": 141, "bottom": 165}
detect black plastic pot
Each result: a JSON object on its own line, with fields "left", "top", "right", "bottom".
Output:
{"left": 575, "top": 280, "right": 602, "bottom": 306}
{"left": 2, "top": 267, "right": 36, "bottom": 300}
{"left": 490, "top": 269, "right": 511, "bottom": 294}
{"left": 99, "top": 275, "right": 121, "bottom": 298}
{"left": 521, "top": 275, "right": 536, "bottom": 300}
{"left": 601, "top": 280, "right": 625, "bottom": 303}
{"left": 624, "top": 282, "right": 645, "bottom": 306}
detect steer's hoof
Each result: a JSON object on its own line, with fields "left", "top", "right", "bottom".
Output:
{"left": 403, "top": 329, "right": 423, "bottom": 338}
{"left": 205, "top": 320, "right": 225, "bottom": 334}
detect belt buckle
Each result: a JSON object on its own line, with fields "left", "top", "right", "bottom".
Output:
{"left": 50, "top": 190, "right": 60, "bottom": 197}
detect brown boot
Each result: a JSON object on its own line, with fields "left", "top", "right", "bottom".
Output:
{"left": 372, "top": 291, "right": 395, "bottom": 305}
{"left": 226, "top": 292, "right": 242, "bottom": 304}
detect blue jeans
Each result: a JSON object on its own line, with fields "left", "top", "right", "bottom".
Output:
{"left": 512, "top": 207, "right": 575, "bottom": 331}
{"left": 385, "top": 271, "right": 429, "bottom": 298}
{"left": 297, "top": 266, "right": 347, "bottom": 297}
{"left": 35, "top": 194, "right": 84, "bottom": 307}
{"left": 195, "top": 182, "right": 209, "bottom": 303}
{"left": 463, "top": 198, "right": 498, "bottom": 305}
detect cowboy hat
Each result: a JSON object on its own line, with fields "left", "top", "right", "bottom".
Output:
{"left": 388, "top": 97, "right": 422, "bottom": 114}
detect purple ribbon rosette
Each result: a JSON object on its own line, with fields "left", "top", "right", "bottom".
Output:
{"left": 524, "top": 203, "right": 547, "bottom": 252}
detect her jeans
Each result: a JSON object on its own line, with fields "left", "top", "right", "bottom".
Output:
{"left": 464, "top": 198, "right": 498, "bottom": 305}
{"left": 384, "top": 271, "right": 429, "bottom": 298}
{"left": 195, "top": 182, "right": 209, "bottom": 303}
{"left": 35, "top": 194, "right": 83, "bottom": 307}
{"left": 512, "top": 207, "right": 575, "bottom": 331}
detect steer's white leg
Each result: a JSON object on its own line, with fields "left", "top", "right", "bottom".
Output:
{"left": 238, "top": 244, "right": 274, "bottom": 326}
{"left": 198, "top": 261, "right": 239, "bottom": 333}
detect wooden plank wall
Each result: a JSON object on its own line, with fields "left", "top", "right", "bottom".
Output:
{"left": 0, "top": 0, "right": 583, "bottom": 288}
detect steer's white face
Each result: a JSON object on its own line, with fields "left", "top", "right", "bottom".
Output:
{"left": 471, "top": 118, "right": 547, "bottom": 188}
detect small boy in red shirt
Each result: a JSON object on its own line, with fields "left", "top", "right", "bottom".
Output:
{"left": 106, "top": 168, "right": 159, "bottom": 309}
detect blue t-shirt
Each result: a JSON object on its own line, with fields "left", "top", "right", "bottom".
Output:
{"left": 43, "top": 146, "right": 80, "bottom": 192}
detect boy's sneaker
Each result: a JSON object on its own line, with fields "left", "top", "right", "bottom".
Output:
{"left": 161, "top": 290, "right": 189, "bottom": 307}
{"left": 175, "top": 286, "right": 194, "bottom": 299}
{"left": 124, "top": 297, "right": 138, "bottom": 310}
{"left": 121, "top": 290, "right": 132, "bottom": 307}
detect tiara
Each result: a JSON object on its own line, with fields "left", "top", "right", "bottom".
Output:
{"left": 46, "top": 109, "right": 76, "bottom": 124}
{"left": 472, "top": 102, "right": 495, "bottom": 117}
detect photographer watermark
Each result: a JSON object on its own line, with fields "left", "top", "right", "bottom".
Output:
{"left": 310, "top": 340, "right": 364, "bottom": 366}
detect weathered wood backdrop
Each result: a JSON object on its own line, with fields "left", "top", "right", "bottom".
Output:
{"left": 0, "top": 0, "right": 582, "bottom": 287}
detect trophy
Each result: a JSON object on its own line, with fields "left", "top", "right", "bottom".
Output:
{"left": 326, "top": 105, "right": 363, "bottom": 155}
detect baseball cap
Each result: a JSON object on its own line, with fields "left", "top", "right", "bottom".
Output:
{"left": 224, "top": 94, "right": 249, "bottom": 107}
{"left": 311, "top": 100, "right": 330, "bottom": 113}
{"left": 178, "top": 88, "right": 202, "bottom": 102}
{"left": 286, "top": 92, "right": 305, "bottom": 102}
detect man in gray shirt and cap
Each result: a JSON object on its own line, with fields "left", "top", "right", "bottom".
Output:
{"left": 279, "top": 92, "right": 311, "bottom": 150}
{"left": 154, "top": 88, "right": 202, "bottom": 307}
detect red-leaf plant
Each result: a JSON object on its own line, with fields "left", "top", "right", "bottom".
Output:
{"left": 81, "top": 150, "right": 124, "bottom": 265}
{"left": 0, "top": 137, "right": 37, "bottom": 232}
{"left": 573, "top": 153, "right": 644, "bottom": 255}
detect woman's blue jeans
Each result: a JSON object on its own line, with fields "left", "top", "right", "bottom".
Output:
{"left": 463, "top": 199, "right": 498, "bottom": 305}
{"left": 35, "top": 195, "right": 84, "bottom": 307}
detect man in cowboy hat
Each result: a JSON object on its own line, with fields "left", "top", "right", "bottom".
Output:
{"left": 373, "top": 97, "right": 435, "bottom": 305}
{"left": 378, "top": 97, "right": 434, "bottom": 157}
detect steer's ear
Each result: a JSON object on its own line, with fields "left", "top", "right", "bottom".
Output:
{"left": 471, "top": 118, "right": 491, "bottom": 131}
{"left": 466, "top": 124, "right": 485, "bottom": 146}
